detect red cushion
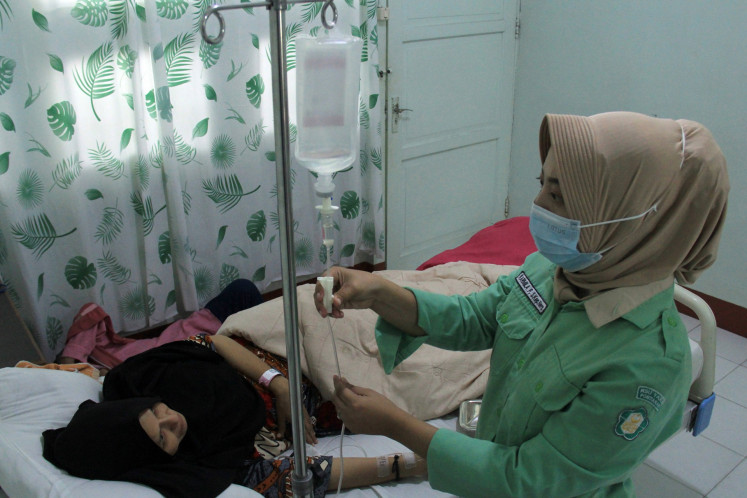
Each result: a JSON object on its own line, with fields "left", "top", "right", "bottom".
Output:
{"left": 417, "top": 217, "right": 535, "bottom": 270}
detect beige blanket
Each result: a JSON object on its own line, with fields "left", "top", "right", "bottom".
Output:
{"left": 218, "top": 262, "right": 517, "bottom": 420}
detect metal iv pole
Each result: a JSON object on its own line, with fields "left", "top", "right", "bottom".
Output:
{"left": 201, "top": 2, "right": 338, "bottom": 496}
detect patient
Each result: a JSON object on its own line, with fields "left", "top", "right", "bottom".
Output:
{"left": 315, "top": 112, "right": 729, "bottom": 497}
{"left": 43, "top": 334, "right": 426, "bottom": 497}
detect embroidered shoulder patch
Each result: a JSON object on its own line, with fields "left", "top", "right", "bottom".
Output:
{"left": 614, "top": 407, "right": 649, "bottom": 441}
{"left": 515, "top": 272, "right": 547, "bottom": 314}
{"left": 636, "top": 386, "right": 665, "bottom": 412}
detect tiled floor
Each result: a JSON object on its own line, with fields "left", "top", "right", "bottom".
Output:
{"left": 633, "top": 314, "right": 747, "bottom": 497}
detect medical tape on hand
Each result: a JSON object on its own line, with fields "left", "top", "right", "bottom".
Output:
{"left": 376, "top": 455, "right": 389, "bottom": 477}
{"left": 403, "top": 452, "right": 416, "bottom": 469}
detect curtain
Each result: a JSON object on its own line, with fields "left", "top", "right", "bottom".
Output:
{"left": 0, "top": 0, "right": 383, "bottom": 361}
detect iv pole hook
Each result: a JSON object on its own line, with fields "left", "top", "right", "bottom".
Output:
{"left": 201, "top": 2, "right": 276, "bottom": 45}
{"left": 321, "top": 0, "right": 338, "bottom": 29}
{"left": 202, "top": 1, "right": 337, "bottom": 44}
{"left": 201, "top": 4, "right": 227, "bottom": 45}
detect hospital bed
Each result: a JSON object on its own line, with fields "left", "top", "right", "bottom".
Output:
{"left": 0, "top": 217, "right": 716, "bottom": 497}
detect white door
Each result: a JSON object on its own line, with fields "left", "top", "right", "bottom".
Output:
{"left": 384, "top": 0, "right": 520, "bottom": 270}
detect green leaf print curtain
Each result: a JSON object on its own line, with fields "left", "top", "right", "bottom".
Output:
{"left": 0, "top": 0, "right": 384, "bottom": 361}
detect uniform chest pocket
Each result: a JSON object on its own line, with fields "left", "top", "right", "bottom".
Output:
{"left": 521, "top": 346, "right": 580, "bottom": 440}
{"left": 495, "top": 286, "right": 541, "bottom": 340}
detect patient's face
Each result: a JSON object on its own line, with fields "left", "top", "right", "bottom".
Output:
{"left": 138, "top": 402, "right": 188, "bottom": 455}
{"left": 534, "top": 145, "right": 570, "bottom": 219}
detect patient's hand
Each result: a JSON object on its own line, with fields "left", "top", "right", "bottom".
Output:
{"left": 272, "top": 377, "right": 318, "bottom": 445}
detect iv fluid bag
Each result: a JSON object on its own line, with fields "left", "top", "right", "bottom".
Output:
{"left": 295, "top": 35, "right": 362, "bottom": 175}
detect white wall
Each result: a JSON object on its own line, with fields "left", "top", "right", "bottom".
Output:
{"left": 508, "top": 1, "right": 747, "bottom": 307}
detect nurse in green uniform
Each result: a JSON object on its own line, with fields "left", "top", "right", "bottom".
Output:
{"left": 315, "top": 112, "right": 730, "bottom": 497}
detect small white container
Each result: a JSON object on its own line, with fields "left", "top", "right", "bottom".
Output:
{"left": 295, "top": 34, "right": 362, "bottom": 175}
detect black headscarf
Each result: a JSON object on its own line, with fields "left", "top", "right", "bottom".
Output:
{"left": 43, "top": 340, "right": 266, "bottom": 497}
{"left": 42, "top": 397, "right": 172, "bottom": 479}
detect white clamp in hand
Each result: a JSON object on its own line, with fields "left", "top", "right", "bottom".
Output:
{"left": 317, "top": 276, "right": 334, "bottom": 314}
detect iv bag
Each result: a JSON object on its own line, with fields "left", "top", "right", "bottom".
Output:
{"left": 295, "top": 35, "right": 362, "bottom": 175}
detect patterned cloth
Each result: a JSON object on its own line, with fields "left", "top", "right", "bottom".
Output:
{"left": 185, "top": 334, "right": 338, "bottom": 496}
{"left": 231, "top": 336, "right": 343, "bottom": 440}
{"left": 235, "top": 455, "right": 333, "bottom": 498}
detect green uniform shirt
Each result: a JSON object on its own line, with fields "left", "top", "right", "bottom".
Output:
{"left": 376, "top": 253, "right": 691, "bottom": 497}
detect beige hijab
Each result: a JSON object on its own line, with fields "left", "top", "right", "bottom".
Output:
{"left": 538, "top": 111, "right": 729, "bottom": 305}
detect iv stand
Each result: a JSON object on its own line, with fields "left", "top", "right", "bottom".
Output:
{"left": 201, "top": 2, "right": 338, "bottom": 496}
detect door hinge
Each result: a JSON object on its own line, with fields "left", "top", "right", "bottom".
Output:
{"left": 377, "top": 7, "right": 390, "bottom": 22}
{"left": 504, "top": 196, "right": 510, "bottom": 218}
{"left": 514, "top": 18, "right": 521, "bottom": 39}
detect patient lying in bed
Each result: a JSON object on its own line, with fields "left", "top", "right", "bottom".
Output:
{"left": 0, "top": 261, "right": 513, "bottom": 498}
{"left": 42, "top": 334, "right": 427, "bottom": 497}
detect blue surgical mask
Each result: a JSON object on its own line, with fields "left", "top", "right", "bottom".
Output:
{"left": 529, "top": 203, "right": 657, "bottom": 272}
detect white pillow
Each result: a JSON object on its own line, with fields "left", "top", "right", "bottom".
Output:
{"left": 0, "top": 367, "right": 258, "bottom": 497}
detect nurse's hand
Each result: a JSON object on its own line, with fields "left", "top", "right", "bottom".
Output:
{"left": 333, "top": 376, "right": 439, "bottom": 458}
{"left": 332, "top": 375, "right": 402, "bottom": 436}
{"left": 314, "top": 267, "right": 381, "bottom": 318}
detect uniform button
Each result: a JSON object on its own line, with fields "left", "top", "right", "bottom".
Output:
{"left": 534, "top": 381, "right": 543, "bottom": 393}
{"left": 500, "top": 313, "right": 509, "bottom": 323}
{"left": 667, "top": 317, "right": 677, "bottom": 327}
{"left": 517, "top": 358, "right": 525, "bottom": 369}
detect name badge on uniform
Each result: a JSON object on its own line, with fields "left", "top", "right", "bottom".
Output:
{"left": 515, "top": 272, "right": 547, "bottom": 314}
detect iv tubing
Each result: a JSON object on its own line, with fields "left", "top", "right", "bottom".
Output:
{"left": 318, "top": 276, "right": 345, "bottom": 494}
{"left": 326, "top": 316, "right": 346, "bottom": 495}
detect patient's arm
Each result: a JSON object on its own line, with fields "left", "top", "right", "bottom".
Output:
{"left": 210, "top": 334, "right": 317, "bottom": 444}
{"left": 330, "top": 454, "right": 427, "bottom": 490}
{"left": 314, "top": 267, "right": 426, "bottom": 337}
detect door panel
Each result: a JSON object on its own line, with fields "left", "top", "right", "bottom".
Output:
{"left": 403, "top": 139, "right": 501, "bottom": 249}
{"left": 386, "top": 0, "right": 519, "bottom": 269}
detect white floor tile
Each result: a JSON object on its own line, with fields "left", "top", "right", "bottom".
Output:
{"left": 645, "top": 429, "right": 743, "bottom": 495}
{"left": 707, "top": 458, "right": 747, "bottom": 498}
{"left": 714, "top": 329, "right": 747, "bottom": 365}
{"left": 714, "top": 366, "right": 747, "bottom": 408}
{"left": 633, "top": 463, "right": 703, "bottom": 498}
{"left": 689, "top": 327, "right": 747, "bottom": 365}
{"left": 690, "top": 326, "right": 702, "bottom": 342}
{"left": 702, "top": 396, "right": 747, "bottom": 456}
{"left": 680, "top": 313, "right": 702, "bottom": 333}
{"left": 714, "top": 357, "right": 740, "bottom": 385}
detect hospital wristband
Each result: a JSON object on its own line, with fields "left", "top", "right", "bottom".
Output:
{"left": 258, "top": 368, "right": 283, "bottom": 388}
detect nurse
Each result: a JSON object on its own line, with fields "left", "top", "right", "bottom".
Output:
{"left": 315, "top": 111, "right": 729, "bottom": 497}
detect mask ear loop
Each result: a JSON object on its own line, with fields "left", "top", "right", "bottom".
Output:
{"left": 580, "top": 203, "right": 658, "bottom": 229}
{"left": 679, "top": 123, "right": 687, "bottom": 169}
{"left": 580, "top": 124, "right": 682, "bottom": 230}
